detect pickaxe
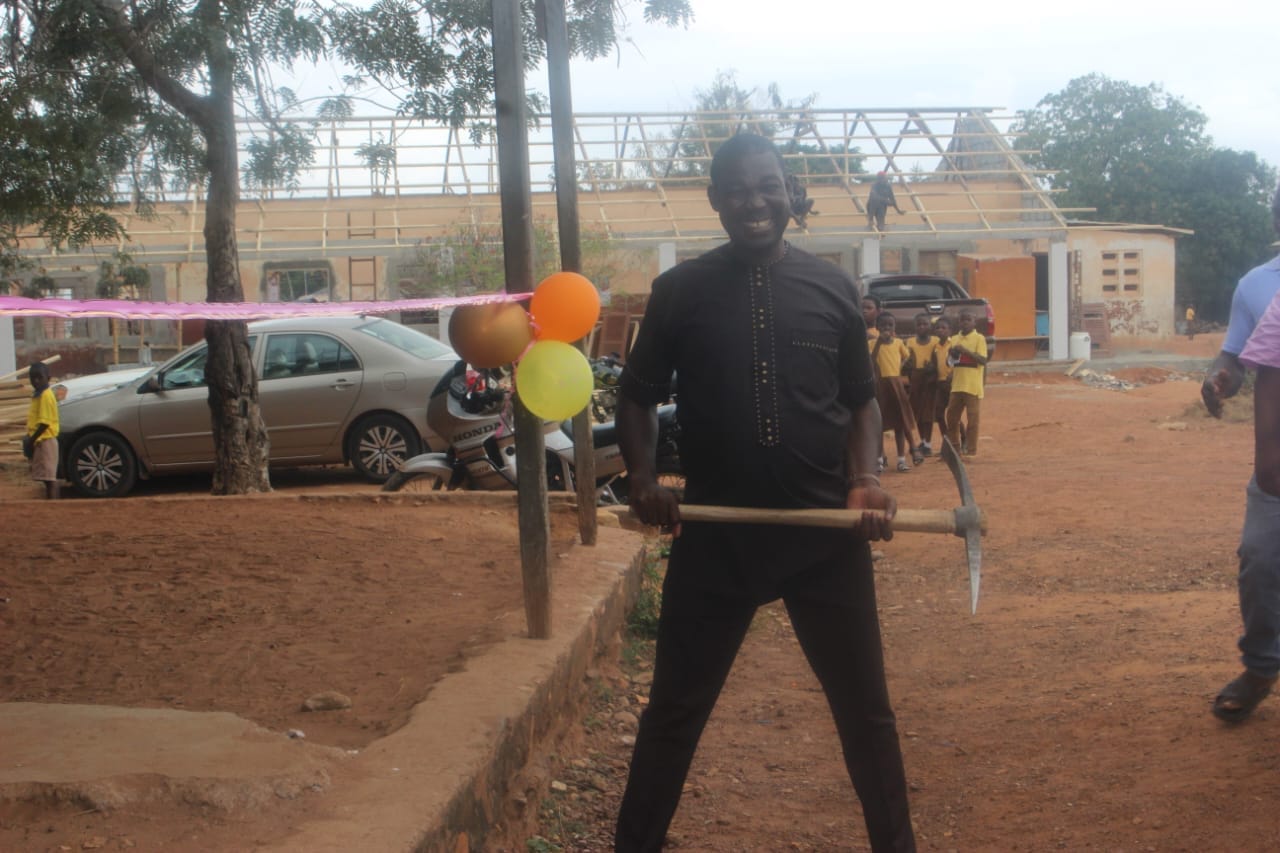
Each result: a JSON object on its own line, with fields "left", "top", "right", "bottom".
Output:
{"left": 606, "top": 437, "right": 985, "bottom": 614}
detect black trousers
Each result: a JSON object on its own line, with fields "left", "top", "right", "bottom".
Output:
{"left": 868, "top": 201, "right": 889, "bottom": 231}
{"left": 615, "top": 533, "right": 916, "bottom": 852}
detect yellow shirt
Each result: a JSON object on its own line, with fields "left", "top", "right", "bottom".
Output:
{"left": 905, "top": 335, "right": 940, "bottom": 376}
{"left": 933, "top": 336, "right": 954, "bottom": 381}
{"left": 27, "top": 387, "right": 60, "bottom": 442}
{"left": 869, "top": 335, "right": 910, "bottom": 378}
{"left": 1186, "top": 307, "right": 1196, "bottom": 322}
{"left": 948, "top": 330, "right": 988, "bottom": 398}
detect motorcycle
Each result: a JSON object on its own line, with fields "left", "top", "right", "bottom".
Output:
{"left": 590, "top": 352, "right": 623, "bottom": 423}
{"left": 382, "top": 360, "right": 681, "bottom": 503}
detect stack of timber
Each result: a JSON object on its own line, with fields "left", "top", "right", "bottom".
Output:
{"left": 0, "top": 357, "right": 60, "bottom": 463}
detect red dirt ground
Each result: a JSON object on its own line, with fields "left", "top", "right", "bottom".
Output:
{"left": 6, "top": 332, "right": 1279, "bottom": 851}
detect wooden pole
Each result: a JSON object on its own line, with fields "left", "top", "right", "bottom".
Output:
{"left": 493, "top": 0, "right": 551, "bottom": 639}
{"left": 0, "top": 354, "right": 61, "bottom": 384}
{"left": 540, "top": 0, "right": 597, "bottom": 546}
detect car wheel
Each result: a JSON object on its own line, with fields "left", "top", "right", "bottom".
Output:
{"left": 68, "top": 431, "right": 138, "bottom": 498}
{"left": 381, "top": 471, "right": 446, "bottom": 493}
{"left": 349, "top": 414, "right": 422, "bottom": 482}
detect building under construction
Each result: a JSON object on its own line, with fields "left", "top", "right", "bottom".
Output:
{"left": 7, "top": 107, "right": 1187, "bottom": 374}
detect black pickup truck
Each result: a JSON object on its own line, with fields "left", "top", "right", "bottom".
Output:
{"left": 858, "top": 273, "right": 996, "bottom": 356}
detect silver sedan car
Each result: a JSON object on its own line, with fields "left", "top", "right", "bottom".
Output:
{"left": 57, "top": 315, "right": 458, "bottom": 497}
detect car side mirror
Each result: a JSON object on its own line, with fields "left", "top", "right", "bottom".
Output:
{"left": 140, "top": 375, "right": 162, "bottom": 394}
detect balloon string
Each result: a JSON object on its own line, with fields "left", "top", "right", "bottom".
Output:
{"left": 516, "top": 321, "right": 539, "bottom": 364}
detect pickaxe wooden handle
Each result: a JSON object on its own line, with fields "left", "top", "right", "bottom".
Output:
{"left": 605, "top": 438, "right": 986, "bottom": 614}
{"left": 649, "top": 504, "right": 985, "bottom": 536}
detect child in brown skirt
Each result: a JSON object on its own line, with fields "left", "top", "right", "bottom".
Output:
{"left": 905, "top": 312, "right": 941, "bottom": 458}
{"left": 869, "top": 313, "right": 923, "bottom": 472}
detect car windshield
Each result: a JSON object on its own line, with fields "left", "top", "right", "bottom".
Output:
{"left": 353, "top": 317, "right": 454, "bottom": 360}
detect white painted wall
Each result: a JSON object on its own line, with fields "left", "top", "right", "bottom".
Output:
{"left": 1049, "top": 240, "right": 1069, "bottom": 360}
{"left": 1068, "top": 230, "right": 1178, "bottom": 337}
{"left": 0, "top": 318, "right": 15, "bottom": 376}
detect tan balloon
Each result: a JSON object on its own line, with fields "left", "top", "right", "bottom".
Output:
{"left": 447, "top": 302, "right": 533, "bottom": 368}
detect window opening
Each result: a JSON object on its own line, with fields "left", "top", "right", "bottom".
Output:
{"left": 1100, "top": 250, "right": 1142, "bottom": 297}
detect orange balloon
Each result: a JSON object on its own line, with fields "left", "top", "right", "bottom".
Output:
{"left": 447, "top": 302, "right": 532, "bottom": 368}
{"left": 530, "top": 272, "right": 601, "bottom": 343}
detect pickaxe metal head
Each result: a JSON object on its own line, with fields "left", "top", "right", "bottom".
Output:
{"left": 940, "top": 437, "right": 982, "bottom": 614}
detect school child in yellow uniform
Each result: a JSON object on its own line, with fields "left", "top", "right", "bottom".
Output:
{"left": 862, "top": 294, "right": 882, "bottom": 341}
{"left": 944, "top": 310, "right": 989, "bottom": 456}
{"left": 869, "top": 314, "right": 923, "bottom": 471}
{"left": 905, "top": 313, "right": 941, "bottom": 458}
{"left": 931, "top": 316, "right": 959, "bottom": 450}
{"left": 23, "top": 362, "right": 60, "bottom": 500}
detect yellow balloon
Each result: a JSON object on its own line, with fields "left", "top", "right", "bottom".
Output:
{"left": 516, "top": 341, "right": 594, "bottom": 421}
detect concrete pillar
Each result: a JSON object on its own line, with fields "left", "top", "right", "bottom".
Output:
{"left": 904, "top": 247, "right": 919, "bottom": 273}
{"left": 1049, "top": 238, "right": 1069, "bottom": 361}
{"left": 658, "top": 242, "right": 677, "bottom": 274}
{"left": 438, "top": 307, "right": 454, "bottom": 348}
{"left": 859, "top": 237, "right": 881, "bottom": 277}
{"left": 0, "top": 317, "right": 14, "bottom": 377}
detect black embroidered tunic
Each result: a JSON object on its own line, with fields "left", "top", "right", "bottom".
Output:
{"left": 622, "top": 242, "right": 875, "bottom": 512}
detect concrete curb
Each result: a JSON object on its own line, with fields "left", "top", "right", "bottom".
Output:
{"left": 991, "top": 354, "right": 1213, "bottom": 375}
{"left": 271, "top": 521, "right": 648, "bottom": 852}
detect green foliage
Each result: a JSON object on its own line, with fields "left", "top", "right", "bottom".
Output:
{"left": 0, "top": 9, "right": 135, "bottom": 275}
{"left": 18, "top": 274, "right": 59, "bottom": 300}
{"left": 242, "top": 124, "right": 318, "bottom": 196}
{"left": 654, "top": 71, "right": 820, "bottom": 181}
{"left": 1, "top": 0, "right": 694, "bottom": 276}
{"left": 94, "top": 253, "right": 152, "bottom": 300}
{"left": 0, "top": 0, "right": 332, "bottom": 280}
{"left": 1018, "top": 75, "right": 1211, "bottom": 208}
{"left": 1168, "top": 149, "right": 1277, "bottom": 317}
{"left": 355, "top": 138, "right": 398, "bottom": 194}
{"left": 1016, "top": 74, "right": 1277, "bottom": 319}
{"left": 324, "top": 1, "right": 692, "bottom": 131}
{"left": 400, "top": 220, "right": 633, "bottom": 298}
{"left": 3, "top": 0, "right": 692, "bottom": 493}
{"left": 316, "top": 96, "right": 356, "bottom": 121}
{"left": 526, "top": 833, "right": 563, "bottom": 853}
{"left": 627, "top": 549, "right": 666, "bottom": 639}
{"left": 644, "top": 70, "right": 864, "bottom": 226}
{"left": 780, "top": 141, "right": 865, "bottom": 187}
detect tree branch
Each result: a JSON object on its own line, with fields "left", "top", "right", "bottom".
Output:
{"left": 90, "top": 0, "right": 214, "bottom": 129}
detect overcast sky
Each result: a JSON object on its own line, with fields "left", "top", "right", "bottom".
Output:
{"left": 555, "top": 0, "right": 1280, "bottom": 172}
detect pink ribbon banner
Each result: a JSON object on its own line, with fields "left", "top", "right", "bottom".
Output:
{"left": 0, "top": 291, "right": 526, "bottom": 321}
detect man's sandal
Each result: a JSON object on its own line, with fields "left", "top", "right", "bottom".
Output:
{"left": 1212, "top": 671, "right": 1278, "bottom": 723}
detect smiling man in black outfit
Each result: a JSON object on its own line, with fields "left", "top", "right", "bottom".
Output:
{"left": 614, "top": 133, "right": 916, "bottom": 852}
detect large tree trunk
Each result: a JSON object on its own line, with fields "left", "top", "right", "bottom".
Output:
{"left": 202, "top": 94, "right": 269, "bottom": 495}
{"left": 90, "top": 0, "right": 270, "bottom": 493}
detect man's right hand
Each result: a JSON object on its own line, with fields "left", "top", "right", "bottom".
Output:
{"left": 627, "top": 477, "right": 683, "bottom": 538}
{"left": 21, "top": 436, "right": 33, "bottom": 459}
{"left": 1202, "top": 358, "right": 1245, "bottom": 418}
